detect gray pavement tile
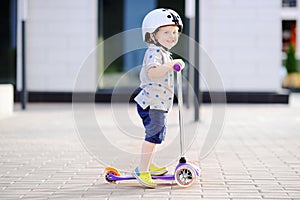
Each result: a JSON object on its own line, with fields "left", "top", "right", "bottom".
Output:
{"left": 228, "top": 193, "right": 262, "bottom": 198}
{"left": 3, "top": 185, "right": 37, "bottom": 191}
{"left": 278, "top": 181, "right": 300, "bottom": 187}
{"left": 109, "top": 198, "right": 142, "bottom": 200}
{"left": 109, "top": 195, "right": 142, "bottom": 199}
{"left": 202, "top": 189, "right": 227, "bottom": 194}
{"left": 230, "top": 199, "right": 262, "bottom": 200}
{"left": 28, "top": 189, "right": 54, "bottom": 195}
{"left": 201, "top": 185, "right": 228, "bottom": 189}
{"left": 0, "top": 195, "right": 24, "bottom": 200}
{"left": 256, "top": 185, "right": 284, "bottom": 190}
{"left": 170, "top": 190, "right": 202, "bottom": 195}
{"left": 92, "top": 183, "right": 120, "bottom": 190}
{"left": 261, "top": 192, "right": 289, "bottom": 197}
{"left": 202, "top": 194, "right": 228, "bottom": 198}
{"left": 224, "top": 175, "right": 252, "bottom": 180}
{"left": 287, "top": 191, "right": 300, "bottom": 196}
{"left": 227, "top": 189, "right": 259, "bottom": 194}
{"left": 273, "top": 172, "right": 299, "bottom": 177}
{"left": 142, "top": 192, "right": 170, "bottom": 198}
{"left": 170, "top": 193, "right": 202, "bottom": 199}
{"left": 170, "top": 198, "right": 203, "bottom": 200}
{"left": 65, "top": 177, "right": 97, "bottom": 183}
{"left": 0, "top": 190, "right": 30, "bottom": 196}
{"left": 252, "top": 179, "right": 278, "bottom": 184}
{"left": 20, "top": 196, "right": 51, "bottom": 200}
{"left": 32, "top": 183, "right": 62, "bottom": 190}
{"left": 227, "top": 185, "right": 258, "bottom": 190}
{"left": 262, "top": 197, "right": 292, "bottom": 200}
{"left": 284, "top": 187, "right": 300, "bottom": 191}
{"left": 83, "top": 191, "right": 112, "bottom": 196}
{"left": 201, "top": 197, "right": 232, "bottom": 200}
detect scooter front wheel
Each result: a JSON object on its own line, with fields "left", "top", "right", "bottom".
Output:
{"left": 105, "top": 167, "right": 120, "bottom": 184}
{"left": 175, "top": 164, "right": 197, "bottom": 187}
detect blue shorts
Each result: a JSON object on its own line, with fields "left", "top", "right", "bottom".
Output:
{"left": 136, "top": 103, "right": 167, "bottom": 144}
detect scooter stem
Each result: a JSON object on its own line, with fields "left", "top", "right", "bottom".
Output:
{"left": 176, "top": 67, "right": 185, "bottom": 158}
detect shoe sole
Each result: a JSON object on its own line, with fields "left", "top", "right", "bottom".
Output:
{"left": 150, "top": 170, "right": 168, "bottom": 176}
{"left": 132, "top": 172, "right": 156, "bottom": 188}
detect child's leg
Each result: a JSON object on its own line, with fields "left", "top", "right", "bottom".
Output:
{"left": 139, "top": 141, "right": 156, "bottom": 172}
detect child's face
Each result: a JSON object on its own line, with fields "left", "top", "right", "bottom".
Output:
{"left": 154, "top": 26, "right": 179, "bottom": 50}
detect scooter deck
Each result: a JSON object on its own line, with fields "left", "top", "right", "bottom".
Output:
{"left": 106, "top": 173, "right": 175, "bottom": 181}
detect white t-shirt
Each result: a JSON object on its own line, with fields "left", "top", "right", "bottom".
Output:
{"left": 134, "top": 44, "right": 174, "bottom": 111}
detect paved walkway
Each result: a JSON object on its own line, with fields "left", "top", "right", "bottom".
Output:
{"left": 0, "top": 94, "right": 300, "bottom": 199}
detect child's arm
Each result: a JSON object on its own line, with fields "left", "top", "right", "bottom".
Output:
{"left": 148, "top": 59, "right": 185, "bottom": 78}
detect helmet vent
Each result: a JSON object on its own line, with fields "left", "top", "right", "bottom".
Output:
{"left": 170, "top": 12, "right": 179, "bottom": 25}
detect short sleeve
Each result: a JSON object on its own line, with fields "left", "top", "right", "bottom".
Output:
{"left": 144, "top": 48, "right": 163, "bottom": 71}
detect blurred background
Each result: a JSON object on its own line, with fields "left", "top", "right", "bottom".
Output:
{"left": 1, "top": 0, "right": 299, "bottom": 105}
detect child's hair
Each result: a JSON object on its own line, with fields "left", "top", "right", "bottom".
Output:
{"left": 144, "top": 32, "right": 153, "bottom": 43}
{"left": 144, "top": 29, "right": 159, "bottom": 44}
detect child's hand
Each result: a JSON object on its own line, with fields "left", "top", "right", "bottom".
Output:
{"left": 148, "top": 59, "right": 185, "bottom": 78}
{"left": 171, "top": 59, "right": 185, "bottom": 71}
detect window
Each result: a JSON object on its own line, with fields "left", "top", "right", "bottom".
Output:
{"left": 282, "top": 20, "right": 297, "bottom": 52}
{"left": 282, "top": 0, "right": 297, "bottom": 7}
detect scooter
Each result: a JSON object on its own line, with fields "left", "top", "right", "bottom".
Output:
{"left": 104, "top": 64, "right": 200, "bottom": 187}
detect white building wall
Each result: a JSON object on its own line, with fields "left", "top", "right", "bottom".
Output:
{"left": 200, "top": 0, "right": 282, "bottom": 92}
{"left": 17, "top": 0, "right": 98, "bottom": 92}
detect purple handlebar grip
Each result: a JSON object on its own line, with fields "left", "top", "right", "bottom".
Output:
{"left": 173, "top": 63, "right": 181, "bottom": 72}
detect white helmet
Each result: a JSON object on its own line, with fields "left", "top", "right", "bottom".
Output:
{"left": 142, "top": 8, "right": 183, "bottom": 42}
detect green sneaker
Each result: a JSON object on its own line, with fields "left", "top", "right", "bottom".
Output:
{"left": 132, "top": 167, "right": 156, "bottom": 188}
{"left": 149, "top": 164, "right": 168, "bottom": 176}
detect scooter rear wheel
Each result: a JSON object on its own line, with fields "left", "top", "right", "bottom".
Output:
{"left": 104, "top": 167, "right": 120, "bottom": 184}
{"left": 175, "top": 164, "right": 197, "bottom": 187}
